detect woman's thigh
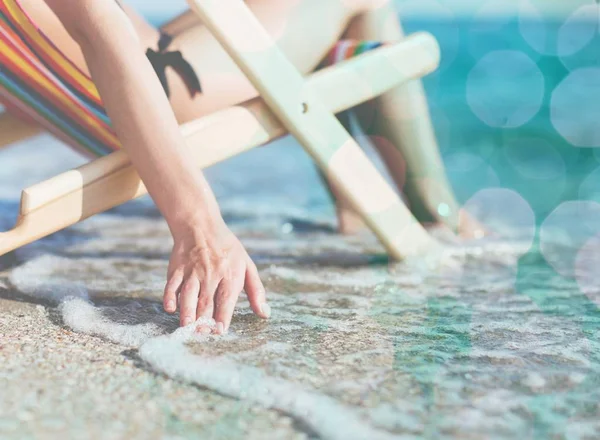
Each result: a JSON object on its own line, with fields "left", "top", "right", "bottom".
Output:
{"left": 161, "top": 0, "right": 363, "bottom": 122}
{"left": 22, "top": 1, "right": 365, "bottom": 123}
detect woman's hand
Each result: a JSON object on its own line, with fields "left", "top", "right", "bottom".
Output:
{"left": 164, "top": 218, "right": 270, "bottom": 334}
{"left": 40, "top": 0, "right": 267, "bottom": 334}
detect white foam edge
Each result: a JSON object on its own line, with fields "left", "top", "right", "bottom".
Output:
{"left": 58, "top": 295, "right": 401, "bottom": 439}
{"left": 138, "top": 328, "right": 402, "bottom": 440}
{"left": 59, "top": 298, "right": 163, "bottom": 347}
{"left": 9, "top": 255, "right": 90, "bottom": 304}
{"left": 9, "top": 261, "right": 399, "bottom": 440}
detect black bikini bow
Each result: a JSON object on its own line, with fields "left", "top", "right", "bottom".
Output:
{"left": 146, "top": 32, "right": 202, "bottom": 98}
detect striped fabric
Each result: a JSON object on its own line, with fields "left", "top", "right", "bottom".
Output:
{"left": 0, "top": 0, "right": 119, "bottom": 156}
{"left": 0, "top": 0, "right": 383, "bottom": 158}
{"left": 323, "top": 40, "right": 384, "bottom": 66}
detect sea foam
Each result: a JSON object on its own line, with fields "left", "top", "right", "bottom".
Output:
{"left": 139, "top": 330, "right": 401, "bottom": 440}
{"left": 9, "top": 254, "right": 402, "bottom": 440}
{"left": 59, "top": 298, "right": 163, "bottom": 347}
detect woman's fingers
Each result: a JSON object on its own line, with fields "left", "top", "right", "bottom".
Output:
{"left": 244, "top": 259, "right": 270, "bottom": 319}
{"left": 179, "top": 276, "right": 200, "bottom": 326}
{"left": 164, "top": 269, "right": 183, "bottom": 314}
{"left": 167, "top": 241, "right": 267, "bottom": 332}
{"left": 196, "top": 278, "right": 217, "bottom": 321}
{"left": 213, "top": 275, "right": 244, "bottom": 334}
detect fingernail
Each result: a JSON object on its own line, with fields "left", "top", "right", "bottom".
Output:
{"left": 182, "top": 317, "right": 193, "bottom": 327}
{"left": 196, "top": 325, "right": 211, "bottom": 335}
{"left": 166, "top": 300, "right": 175, "bottom": 311}
{"left": 216, "top": 322, "right": 224, "bottom": 335}
{"left": 260, "top": 303, "right": 271, "bottom": 319}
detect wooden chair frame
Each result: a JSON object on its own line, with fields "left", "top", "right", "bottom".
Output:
{"left": 0, "top": 0, "right": 441, "bottom": 259}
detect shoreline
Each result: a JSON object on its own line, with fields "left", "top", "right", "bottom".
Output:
{"left": 0, "top": 289, "right": 305, "bottom": 440}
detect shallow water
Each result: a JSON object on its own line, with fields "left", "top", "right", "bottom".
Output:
{"left": 2, "top": 14, "right": 600, "bottom": 440}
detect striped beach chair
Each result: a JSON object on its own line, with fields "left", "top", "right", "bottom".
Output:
{"left": 0, "top": 0, "right": 441, "bottom": 259}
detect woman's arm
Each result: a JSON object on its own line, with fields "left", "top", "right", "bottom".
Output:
{"left": 43, "top": 0, "right": 269, "bottom": 332}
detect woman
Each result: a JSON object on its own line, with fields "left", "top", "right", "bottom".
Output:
{"left": 24, "top": 0, "right": 469, "bottom": 333}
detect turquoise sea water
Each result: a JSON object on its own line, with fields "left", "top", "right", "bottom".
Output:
{"left": 404, "top": 17, "right": 599, "bottom": 213}
{"left": 1, "top": 11, "right": 599, "bottom": 440}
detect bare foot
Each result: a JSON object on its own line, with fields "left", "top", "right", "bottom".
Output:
{"left": 457, "top": 210, "right": 487, "bottom": 240}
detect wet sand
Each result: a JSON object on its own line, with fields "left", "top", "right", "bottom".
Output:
{"left": 0, "top": 291, "right": 306, "bottom": 440}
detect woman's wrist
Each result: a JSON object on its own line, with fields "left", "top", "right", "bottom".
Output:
{"left": 168, "top": 212, "right": 226, "bottom": 242}
{"left": 162, "top": 193, "right": 226, "bottom": 243}
{"left": 146, "top": 168, "right": 224, "bottom": 241}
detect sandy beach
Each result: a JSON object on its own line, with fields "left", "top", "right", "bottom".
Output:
{"left": 1, "top": 134, "right": 599, "bottom": 440}
{"left": 0, "top": 136, "right": 350, "bottom": 440}
{"left": 3, "top": 7, "right": 600, "bottom": 437}
{"left": 0, "top": 291, "right": 308, "bottom": 440}
{"left": 2, "top": 251, "right": 406, "bottom": 440}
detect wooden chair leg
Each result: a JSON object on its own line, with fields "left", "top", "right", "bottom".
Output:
{"left": 0, "top": 111, "right": 41, "bottom": 148}
{"left": 0, "top": 32, "right": 441, "bottom": 257}
{"left": 187, "top": 0, "right": 438, "bottom": 259}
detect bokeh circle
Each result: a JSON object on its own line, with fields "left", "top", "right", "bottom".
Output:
{"left": 540, "top": 201, "right": 600, "bottom": 278}
{"left": 551, "top": 67, "right": 600, "bottom": 147}
{"left": 558, "top": 4, "right": 599, "bottom": 70}
{"left": 467, "top": 50, "right": 545, "bottom": 128}
{"left": 518, "top": 0, "right": 591, "bottom": 56}
{"left": 460, "top": 188, "right": 536, "bottom": 245}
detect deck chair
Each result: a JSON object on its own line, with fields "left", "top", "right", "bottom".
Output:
{"left": 0, "top": 0, "right": 441, "bottom": 259}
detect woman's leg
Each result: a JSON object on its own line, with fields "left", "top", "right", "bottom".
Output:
{"left": 157, "top": 1, "right": 469, "bottom": 236}
{"left": 24, "top": 1, "right": 370, "bottom": 118}
{"left": 156, "top": 1, "right": 470, "bottom": 236}
{"left": 157, "top": 1, "right": 365, "bottom": 122}
{"left": 24, "top": 0, "right": 467, "bottom": 233}
{"left": 329, "top": 1, "right": 467, "bottom": 235}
